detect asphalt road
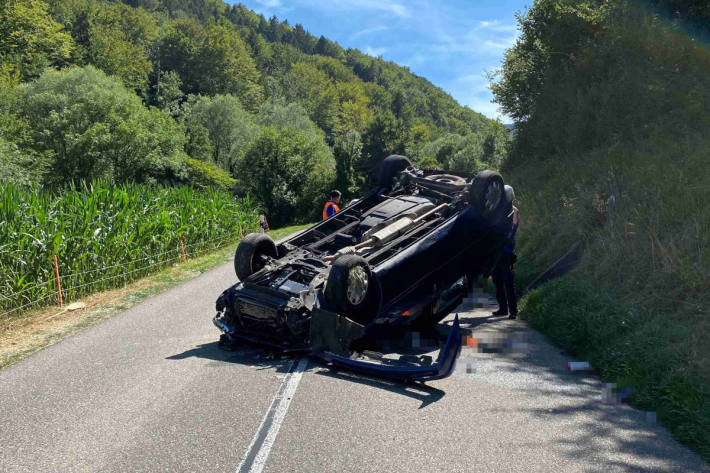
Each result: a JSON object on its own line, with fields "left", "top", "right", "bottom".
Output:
{"left": 1, "top": 261, "right": 708, "bottom": 473}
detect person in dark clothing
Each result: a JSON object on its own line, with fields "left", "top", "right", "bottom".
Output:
{"left": 492, "top": 185, "right": 519, "bottom": 319}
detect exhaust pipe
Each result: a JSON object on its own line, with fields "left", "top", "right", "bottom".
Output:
{"left": 326, "top": 203, "right": 449, "bottom": 261}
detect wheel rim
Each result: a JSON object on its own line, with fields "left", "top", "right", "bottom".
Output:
{"left": 346, "top": 265, "right": 369, "bottom": 306}
{"left": 484, "top": 181, "right": 502, "bottom": 213}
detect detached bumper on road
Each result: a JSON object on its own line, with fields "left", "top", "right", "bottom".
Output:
{"left": 318, "top": 315, "right": 462, "bottom": 382}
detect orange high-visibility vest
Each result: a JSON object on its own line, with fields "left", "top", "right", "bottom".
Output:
{"left": 323, "top": 201, "right": 340, "bottom": 219}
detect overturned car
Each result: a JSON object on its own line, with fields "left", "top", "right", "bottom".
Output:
{"left": 214, "top": 155, "right": 513, "bottom": 382}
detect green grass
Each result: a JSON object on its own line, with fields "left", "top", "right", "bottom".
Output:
{"left": 0, "top": 181, "right": 259, "bottom": 316}
{"left": 267, "top": 222, "right": 314, "bottom": 242}
{"left": 520, "top": 276, "right": 710, "bottom": 460}
{"left": 504, "top": 123, "right": 710, "bottom": 463}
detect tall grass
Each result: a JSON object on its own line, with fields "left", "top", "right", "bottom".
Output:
{"left": 0, "top": 181, "right": 259, "bottom": 315}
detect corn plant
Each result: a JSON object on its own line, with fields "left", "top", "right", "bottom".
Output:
{"left": 0, "top": 181, "right": 259, "bottom": 315}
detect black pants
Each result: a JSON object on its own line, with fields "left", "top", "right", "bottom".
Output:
{"left": 492, "top": 254, "right": 517, "bottom": 314}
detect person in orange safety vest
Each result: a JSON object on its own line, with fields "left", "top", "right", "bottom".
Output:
{"left": 323, "top": 190, "right": 341, "bottom": 219}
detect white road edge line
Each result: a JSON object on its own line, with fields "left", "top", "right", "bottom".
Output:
{"left": 236, "top": 357, "right": 309, "bottom": 473}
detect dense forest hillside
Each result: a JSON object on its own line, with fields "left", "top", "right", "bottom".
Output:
{"left": 492, "top": 0, "right": 710, "bottom": 458}
{"left": 0, "top": 0, "right": 508, "bottom": 225}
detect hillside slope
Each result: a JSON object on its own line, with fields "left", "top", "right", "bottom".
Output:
{"left": 1, "top": 0, "right": 508, "bottom": 225}
{"left": 493, "top": 0, "right": 710, "bottom": 459}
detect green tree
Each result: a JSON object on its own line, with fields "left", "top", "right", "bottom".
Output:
{"left": 0, "top": 135, "right": 35, "bottom": 186}
{"left": 50, "top": 0, "right": 157, "bottom": 91}
{"left": 87, "top": 22, "right": 152, "bottom": 91}
{"left": 446, "top": 135, "right": 485, "bottom": 173}
{"left": 282, "top": 61, "right": 338, "bottom": 133}
{"left": 334, "top": 81, "right": 374, "bottom": 135}
{"left": 7, "top": 66, "right": 187, "bottom": 185}
{"left": 149, "top": 69, "right": 184, "bottom": 116}
{"left": 313, "top": 35, "right": 344, "bottom": 60}
{"left": 333, "top": 129, "right": 362, "bottom": 197}
{"left": 238, "top": 127, "right": 335, "bottom": 226}
{"left": 184, "top": 157, "right": 236, "bottom": 191}
{"left": 0, "top": 0, "right": 73, "bottom": 83}
{"left": 182, "top": 94, "right": 261, "bottom": 173}
{"left": 420, "top": 133, "right": 465, "bottom": 166}
{"left": 0, "top": 110, "right": 52, "bottom": 185}
{"left": 360, "top": 111, "right": 413, "bottom": 188}
{"left": 157, "top": 18, "right": 263, "bottom": 109}
{"left": 257, "top": 100, "right": 322, "bottom": 140}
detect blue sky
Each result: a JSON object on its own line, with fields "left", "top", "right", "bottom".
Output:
{"left": 231, "top": 0, "right": 532, "bottom": 122}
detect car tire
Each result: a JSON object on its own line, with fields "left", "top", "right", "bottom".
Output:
{"left": 234, "top": 233, "right": 277, "bottom": 281}
{"left": 325, "top": 255, "right": 378, "bottom": 322}
{"left": 378, "top": 155, "right": 412, "bottom": 190}
{"left": 470, "top": 170, "right": 506, "bottom": 224}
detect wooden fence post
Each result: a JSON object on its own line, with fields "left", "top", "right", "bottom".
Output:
{"left": 179, "top": 234, "right": 187, "bottom": 264}
{"left": 53, "top": 254, "right": 63, "bottom": 308}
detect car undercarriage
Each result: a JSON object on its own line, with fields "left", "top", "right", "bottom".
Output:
{"left": 214, "top": 155, "right": 513, "bottom": 382}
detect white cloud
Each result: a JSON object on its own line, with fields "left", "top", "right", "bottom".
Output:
{"left": 466, "top": 97, "right": 504, "bottom": 121}
{"left": 455, "top": 73, "right": 489, "bottom": 85}
{"left": 351, "top": 25, "right": 390, "bottom": 40}
{"left": 447, "top": 73, "right": 509, "bottom": 121}
{"left": 300, "top": 0, "right": 410, "bottom": 18}
{"left": 364, "top": 46, "right": 387, "bottom": 57}
{"left": 428, "top": 28, "right": 518, "bottom": 57}
{"left": 483, "top": 37, "right": 517, "bottom": 51}
{"left": 256, "top": 0, "right": 282, "bottom": 8}
{"left": 477, "top": 20, "right": 517, "bottom": 33}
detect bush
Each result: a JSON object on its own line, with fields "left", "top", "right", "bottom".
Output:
{"left": 184, "top": 158, "right": 236, "bottom": 191}
{"left": 238, "top": 126, "right": 335, "bottom": 226}
{"left": 493, "top": 1, "right": 710, "bottom": 459}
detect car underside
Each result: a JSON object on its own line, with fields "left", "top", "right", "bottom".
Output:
{"left": 214, "top": 155, "right": 513, "bottom": 382}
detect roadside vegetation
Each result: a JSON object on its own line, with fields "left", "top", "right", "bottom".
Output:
{"left": 0, "top": 0, "right": 506, "bottom": 318}
{"left": 1, "top": 0, "right": 508, "bottom": 226}
{"left": 0, "top": 182, "right": 258, "bottom": 315}
{"left": 493, "top": 0, "right": 710, "bottom": 459}
{"left": 0, "top": 221, "right": 310, "bottom": 370}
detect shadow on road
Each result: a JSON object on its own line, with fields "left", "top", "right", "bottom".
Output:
{"left": 166, "top": 342, "right": 295, "bottom": 373}
{"left": 167, "top": 341, "right": 447, "bottom": 408}
{"left": 448, "top": 304, "right": 709, "bottom": 472}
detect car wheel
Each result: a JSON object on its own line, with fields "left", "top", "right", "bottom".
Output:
{"left": 325, "top": 255, "right": 378, "bottom": 322}
{"left": 470, "top": 170, "right": 505, "bottom": 223}
{"left": 234, "top": 233, "right": 277, "bottom": 280}
{"left": 378, "top": 155, "right": 412, "bottom": 190}
{"left": 425, "top": 174, "right": 468, "bottom": 187}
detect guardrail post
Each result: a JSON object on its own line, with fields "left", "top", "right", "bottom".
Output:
{"left": 53, "top": 254, "right": 63, "bottom": 308}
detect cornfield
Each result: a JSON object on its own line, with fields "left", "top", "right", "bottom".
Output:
{"left": 0, "top": 181, "right": 259, "bottom": 315}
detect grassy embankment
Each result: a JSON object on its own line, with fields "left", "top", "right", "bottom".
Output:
{"left": 501, "top": 4, "right": 710, "bottom": 459}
